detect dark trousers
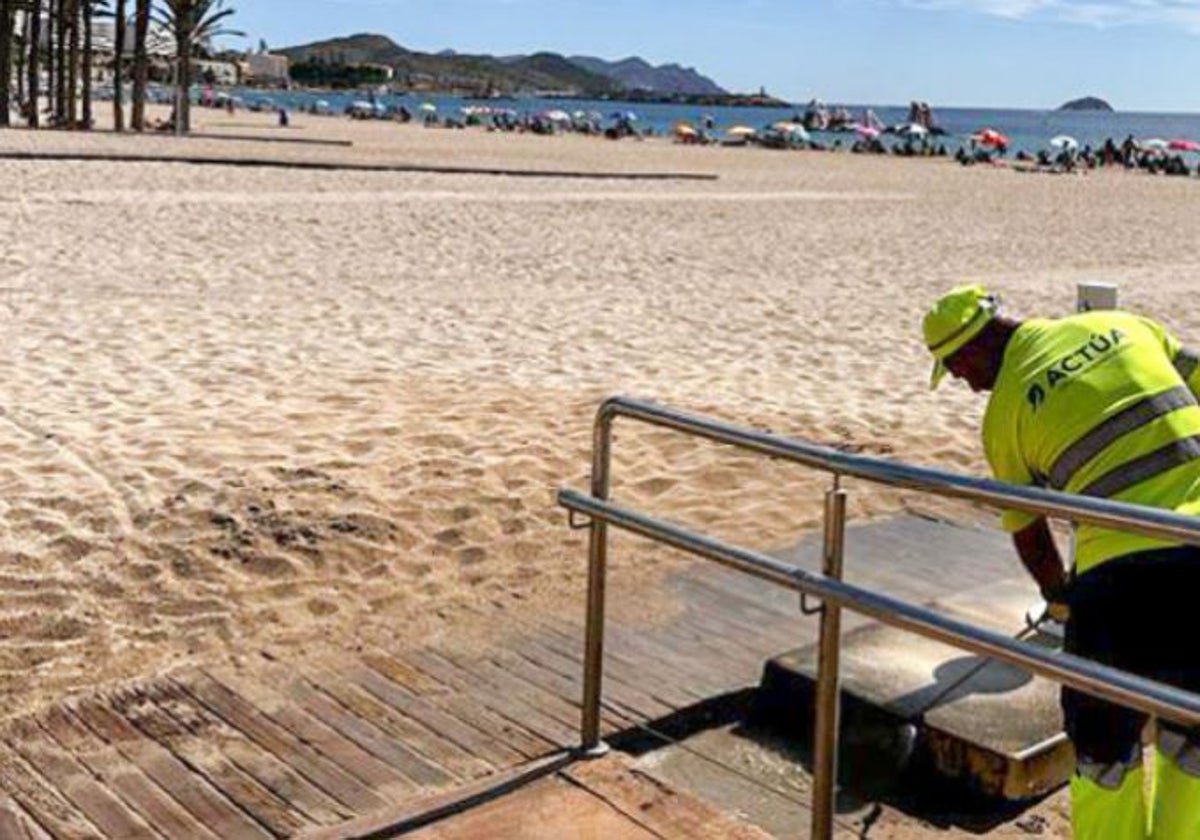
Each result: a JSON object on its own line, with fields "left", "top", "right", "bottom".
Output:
{"left": 1063, "top": 545, "right": 1200, "bottom": 764}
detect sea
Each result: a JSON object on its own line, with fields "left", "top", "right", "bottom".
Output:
{"left": 221, "top": 88, "right": 1200, "bottom": 154}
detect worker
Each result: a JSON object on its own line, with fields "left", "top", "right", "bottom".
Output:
{"left": 923, "top": 285, "right": 1200, "bottom": 839}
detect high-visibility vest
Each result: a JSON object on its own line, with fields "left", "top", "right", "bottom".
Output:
{"left": 983, "top": 311, "right": 1200, "bottom": 574}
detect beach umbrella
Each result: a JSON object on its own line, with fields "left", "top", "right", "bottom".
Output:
{"left": 772, "top": 121, "right": 811, "bottom": 141}
{"left": 973, "top": 128, "right": 1009, "bottom": 147}
{"left": 1049, "top": 135, "right": 1078, "bottom": 150}
{"left": 673, "top": 122, "right": 697, "bottom": 138}
{"left": 1169, "top": 139, "right": 1200, "bottom": 153}
{"left": 854, "top": 124, "right": 881, "bottom": 140}
{"left": 540, "top": 109, "right": 572, "bottom": 123}
{"left": 610, "top": 111, "right": 638, "bottom": 122}
{"left": 726, "top": 125, "right": 758, "bottom": 137}
{"left": 896, "top": 123, "right": 929, "bottom": 138}
{"left": 420, "top": 102, "right": 437, "bottom": 112}
{"left": 1141, "top": 138, "right": 1169, "bottom": 153}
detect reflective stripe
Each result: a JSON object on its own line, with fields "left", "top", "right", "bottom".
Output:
{"left": 1177, "top": 349, "right": 1200, "bottom": 383}
{"left": 1159, "top": 728, "right": 1200, "bottom": 778}
{"left": 1080, "top": 435, "right": 1200, "bottom": 499}
{"left": 1077, "top": 745, "right": 1143, "bottom": 790}
{"left": 927, "top": 304, "right": 992, "bottom": 354}
{"left": 1049, "top": 386, "right": 1197, "bottom": 490}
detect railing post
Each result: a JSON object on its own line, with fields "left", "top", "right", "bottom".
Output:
{"left": 580, "top": 406, "right": 615, "bottom": 755}
{"left": 811, "top": 485, "right": 847, "bottom": 840}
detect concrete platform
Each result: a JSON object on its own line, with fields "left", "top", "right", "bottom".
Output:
{"left": 759, "top": 577, "right": 1074, "bottom": 800}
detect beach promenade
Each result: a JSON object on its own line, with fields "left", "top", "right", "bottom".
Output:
{"left": 2, "top": 106, "right": 1199, "bottom": 836}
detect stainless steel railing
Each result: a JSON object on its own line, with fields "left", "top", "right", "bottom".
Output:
{"left": 557, "top": 395, "right": 1200, "bottom": 840}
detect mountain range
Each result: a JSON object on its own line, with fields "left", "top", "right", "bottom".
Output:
{"left": 277, "top": 34, "right": 728, "bottom": 97}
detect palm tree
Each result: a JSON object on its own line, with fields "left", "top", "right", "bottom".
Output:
{"left": 0, "top": 0, "right": 12, "bottom": 128}
{"left": 66, "top": 0, "right": 78, "bottom": 126}
{"left": 112, "top": 0, "right": 124, "bottom": 129}
{"left": 80, "top": 0, "right": 93, "bottom": 128}
{"left": 26, "top": 0, "right": 41, "bottom": 127}
{"left": 53, "top": 0, "right": 65, "bottom": 123}
{"left": 155, "top": 0, "right": 239, "bottom": 133}
{"left": 130, "top": 0, "right": 147, "bottom": 129}
{"left": 13, "top": 5, "right": 26, "bottom": 109}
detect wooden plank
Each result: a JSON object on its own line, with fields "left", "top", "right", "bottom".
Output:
{"left": 530, "top": 612, "right": 722, "bottom": 706}
{"left": 174, "top": 672, "right": 389, "bottom": 815}
{"left": 5, "top": 718, "right": 158, "bottom": 840}
{"left": 343, "top": 662, "right": 516, "bottom": 769}
{"left": 670, "top": 574, "right": 818, "bottom": 641}
{"left": 205, "top": 667, "right": 420, "bottom": 799}
{"left": 37, "top": 706, "right": 224, "bottom": 840}
{"left": 563, "top": 755, "right": 774, "bottom": 840}
{"left": 668, "top": 582, "right": 814, "bottom": 656}
{"left": 513, "top": 621, "right": 697, "bottom": 714}
{"left": 408, "top": 775, "right": 656, "bottom": 840}
{"left": 411, "top": 649, "right": 578, "bottom": 747}
{"left": 393, "top": 650, "right": 557, "bottom": 758}
{"left": 295, "top": 752, "right": 574, "bottom": 840}
{"left": 123, "top": 679, "right": 351, "bottom": 828}
{"left": 0, "top": 787, "right": 53, "bottom": 840}
{"left": 69, "top": 699, "right": 276, "bottom": 840}
{"left": 495, "top": 642, "right": 637, "bottom": 734}
{"left": 301, "top": 665, "right": 491, "bottom": 783}
{"left": 111, "top": 684, "right": 315, "bottom": 837}
{"left": 0, "top": 733, "right": 106, "bottom": 839}
{"left": 224, "top": 665, "right": 451, "bottom": 790}
{"left": 357, "top": 653, "right": 543, "bottom": 763}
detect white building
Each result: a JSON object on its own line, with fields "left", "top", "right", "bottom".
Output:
{"left": 245, "top": 52, "right": 289, "bottom": 85}
{"left": 195, "top": 59, "right": 239, "bottom": 86}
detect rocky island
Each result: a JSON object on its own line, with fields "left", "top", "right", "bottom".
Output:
{"left": 1057, "top": 96, "right": 1114, "bottom": 112}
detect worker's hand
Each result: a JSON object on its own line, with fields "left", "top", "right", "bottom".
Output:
{"left": 1044, "top": 600, "right": 1071, "bottom": 624}
{"left": 1038, "top": 579, "right": 1071, "bottom": 625}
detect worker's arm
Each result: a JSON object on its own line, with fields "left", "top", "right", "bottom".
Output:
{"left": 1012, "top": 517, "right": 1068, "bottom": 602}
{"left": 1175, "top": 345, "right": 1200, "bottom": 397}
{"left": 1139, "top": 315, "right": 1200, "bottom": 396}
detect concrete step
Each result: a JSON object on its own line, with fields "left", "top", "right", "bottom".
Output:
{"left": 757, "top": 577, "right": 1074, "bottom": 800}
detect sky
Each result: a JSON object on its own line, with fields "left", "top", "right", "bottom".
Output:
{"left": 223, "top": 0, "right": 1200, "bottom": 112}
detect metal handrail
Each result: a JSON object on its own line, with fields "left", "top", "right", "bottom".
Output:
{"left": 558, "top": 395, "right": 1200, "bottom": 840}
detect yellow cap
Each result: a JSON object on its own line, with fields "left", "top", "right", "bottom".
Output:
{"left": 923, "top": 285, "right": 999, "bottom": 389}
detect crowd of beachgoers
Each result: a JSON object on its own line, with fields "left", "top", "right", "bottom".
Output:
{"left": 182, "top": 91, "right": 1200, "bottom": 180}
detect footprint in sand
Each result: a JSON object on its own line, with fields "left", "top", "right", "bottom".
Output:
{"left": 457, "top": 546, "right": 487, "bottom": 566}
{"left": 633, "top": 476, "right": 677, "bottom": 497}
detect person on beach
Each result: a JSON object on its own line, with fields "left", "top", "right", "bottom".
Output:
{"left": 923, "top": 285, "right": 1200, "bottom": 840}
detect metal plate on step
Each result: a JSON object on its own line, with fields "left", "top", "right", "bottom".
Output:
{"left": 760, "top": 578, "right": 1074, "bottom": 800}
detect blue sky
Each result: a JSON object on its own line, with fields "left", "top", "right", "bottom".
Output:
{"left": 225, "top": 0, "right": 1200, "bottom": 111}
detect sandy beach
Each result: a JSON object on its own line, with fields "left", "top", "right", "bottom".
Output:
{"left": 0, "top": 108, "right": 1198, "bottom": 831}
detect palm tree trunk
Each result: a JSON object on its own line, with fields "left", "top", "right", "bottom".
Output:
{"left": 66, "top": 0, "right": 78, "bottom": 127}
{"left": 112, "top": 0, "right": 124, "bottom": 130}
{"left": 177, "top": 27, "right": 189, "bottom": 133}
{"left": 14, "top": 10, "right": 26, "bottom": 108}
{"left": 130, "top": 0, "right": 146, "bottom": 130}
{"left": 80, "top": 0, "right": 90, "bottom": 128}
{"left": 26, "top": 0, "right": 40, "bottom": 127}
{"left": 0, "top": 1, "right": 13, "bottom": 128}
{"left": 53, "top": 0, "right": 65, "bottom": 123}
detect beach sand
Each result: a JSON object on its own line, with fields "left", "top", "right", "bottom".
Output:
{"left": 1, "top": 106, "right": 1198, "bottom": 835}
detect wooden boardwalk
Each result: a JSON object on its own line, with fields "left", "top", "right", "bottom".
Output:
{"left": 0, "top": 515, "right": 1016, "bottom": 838}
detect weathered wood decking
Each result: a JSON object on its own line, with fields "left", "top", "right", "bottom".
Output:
{"left": 0, "top": 515, "right": 1016, "bottom": 838}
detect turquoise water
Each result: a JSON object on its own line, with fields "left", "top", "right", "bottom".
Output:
{"left": 223, "top": 88, "right": 1200, "bottom": 154}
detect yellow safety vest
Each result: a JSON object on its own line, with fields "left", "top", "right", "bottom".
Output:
{"left": 983, "top": 311, "right": 1200, "bottom": 574}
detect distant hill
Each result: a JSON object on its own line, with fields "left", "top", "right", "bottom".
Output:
{"left": 1058, "top": 96, "right": 1114, "bottom": 112}
{"left": 568, "top": 56, "right": 726, "bottom": 96}
{"left": 281, "top": 33, "right": 413, "bottom": 66}
{"left": 278, "top": 34, "right": 622, "bottom": 95}
{"left": 277, "top": 33, "right": 728, "bottom": 98}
